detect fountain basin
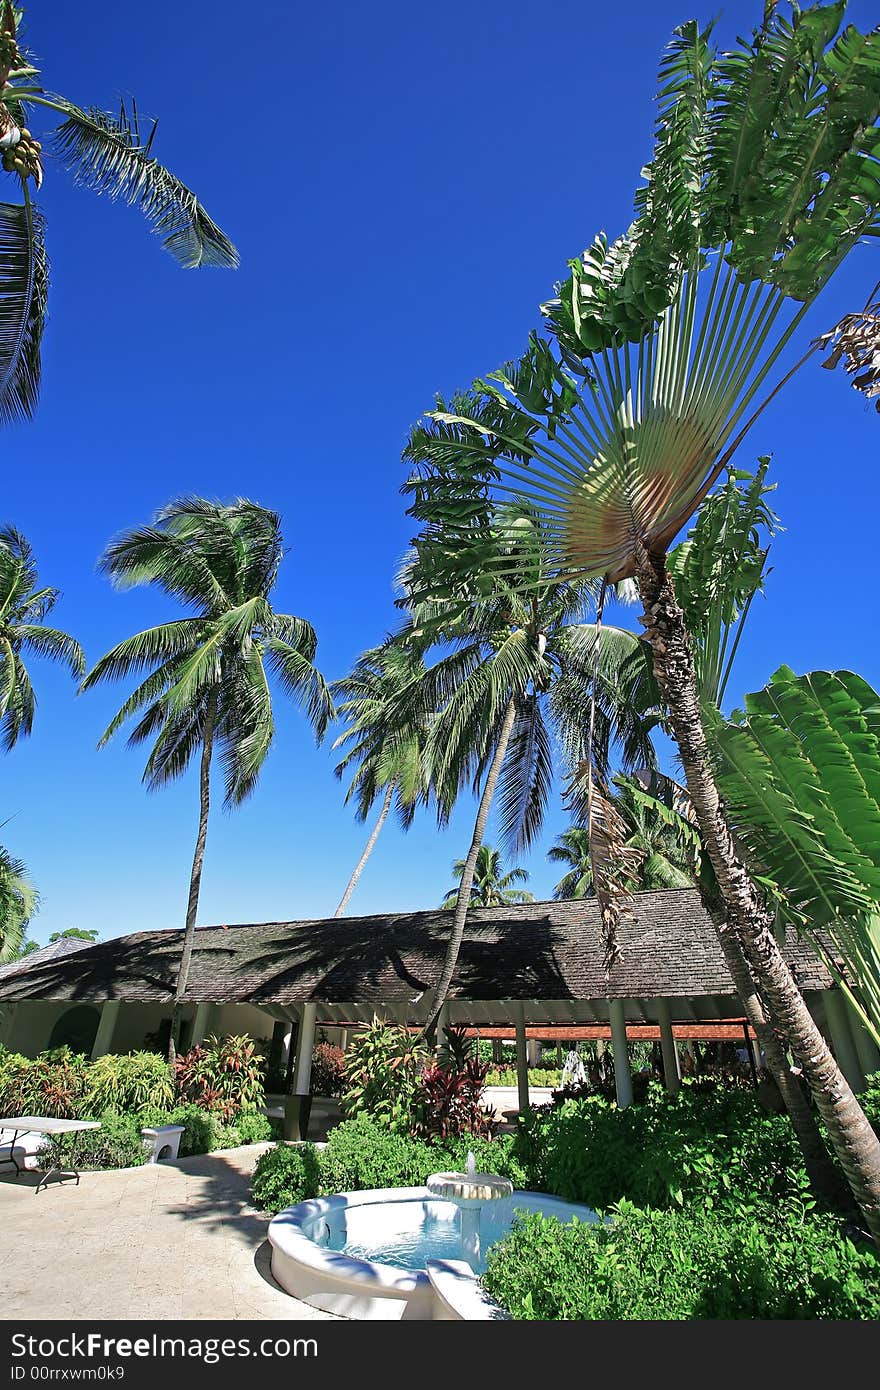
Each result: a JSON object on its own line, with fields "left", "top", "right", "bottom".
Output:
{"left": 268, "top": 1186, "right": 598, "bottom": 1320}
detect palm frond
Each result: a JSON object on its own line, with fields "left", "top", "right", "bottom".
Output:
{"left": 0, "top": 196, "right": 47, "bottom": 423}
{"left": 49, "top": 97, "right": 238, "bottom": 269}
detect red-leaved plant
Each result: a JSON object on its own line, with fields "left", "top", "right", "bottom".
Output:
{"left": 174, "top": 1034, "right": 264, "bottom": 1123}
{"left": 411, "top": 1055, "right": 496, "bottom": 1142}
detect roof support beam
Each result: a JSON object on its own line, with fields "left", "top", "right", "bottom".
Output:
{"left": 515, "top": 1004, "right": 530, "bottom": 1116}
{"left": 656, "top": 998, "right": 680, "bottom": 1096}
{"left": 609, "top": 998, "right": 633, "bottom": 1109}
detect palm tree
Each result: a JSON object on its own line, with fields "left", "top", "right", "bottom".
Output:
{"left": 399, "top": 502, "right": 657, "bottom": 1030}
{"left": 549, "top": 827, "right": 594, "bottom": 900}
{"left": 0, "top": 2, "right": 236, "bottom": 425}
{"left": 403, "top": 6, "right": 880, "bottom": 1236}
{"left": 0, "top": 526, "right": 84, "bottom": 748}
{"left": 82, "top": 498, "right": 334, "bottom": 1058}
{"left": 549, "top": 775, "right": 697, "bottom": 900}
{"left": 441, "top": 845, "right": 534, "bottom": 909}
{"left": 331, "top": 641, "right": 432, "bottom": 916}
{"left": 0, "top": 842, "right": 36, "bottom": 963}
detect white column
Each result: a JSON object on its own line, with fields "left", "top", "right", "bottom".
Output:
{"left": 515, "top": 1005, "right": 530, "bottom": 1115}
{"left": 609, "top": 998, "right": 633, "bottom": 1108}
{"left": 338, "top": 1028, "right": 349, "bottom": 1052}
{"left": 846, "top": 998, "right": 880, "bottom": 1080}
{"left": 824, "top": 990, "right": 866, "bottom": 1093}
{"left": 190, "top": 1003, "right": 214, "bottom": 1047}
{"left": 655, "top": 998, "right": 680, "bottom": 1096}
{"left": 90, "top": 1000, "right": 121, "bottom": 1060}
{"left": 527, "top": 1039, "right": 541, "bottom": 1068}
{"left": 293, "top": 1003, "right": 318, "bottom": 1097}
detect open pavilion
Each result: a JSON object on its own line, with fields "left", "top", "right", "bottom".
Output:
{"left": 1, "top": 889, "right": 877, "bottom": 1130}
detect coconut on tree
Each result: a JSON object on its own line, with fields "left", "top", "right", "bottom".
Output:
{"left": 0, "top": 2, "right": 236, "bottom": 426}
{"left": 403, "top": 4, "right": 880, "bottom": 1238}
{"left": 82, "top": 498, "right": 334, "bottom": 1060}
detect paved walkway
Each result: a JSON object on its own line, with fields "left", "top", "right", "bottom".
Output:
{"left": 1, "top": 1145, "right": 336, "bottom": 1321}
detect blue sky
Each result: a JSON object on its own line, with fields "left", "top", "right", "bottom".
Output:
{"left": 5, "top": 0, "right": 879, "bottom": 944}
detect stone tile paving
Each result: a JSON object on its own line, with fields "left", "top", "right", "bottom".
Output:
{"left": 0, "top": 1144, "right": 337, "bottom": 1321}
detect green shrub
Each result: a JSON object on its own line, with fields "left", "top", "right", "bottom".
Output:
{"left": 36, "top": 1110, "right": 150, "bottom": 1173}
{"left": 341, "top": 1019, "right": 428, "bottom": 1133}
{"left": 84, "top": 1051, "right": 174, "bottom": 1118}
{"left": 174, "top": 1034, "right": 264, "bottom": 1122}
{"left": 485, "top": 1068, "right": 562, "bottom": 1088}
{"left": 252, "top": 1143, "right": 322, "bottom": 1214}
{"left": 516, "top": 1080, "right": 810, "bottom": 1211}
{"left": 320, "top": 1114, "right": 446, "bottom": 1192}
{"left": 236, "top": 1110, "right": 273, "bottom": 1145}
{"left": 483, "top": 1202, "right": 880, "bottom": 1320}
{"left": 316, "top": 1114, "right": 527, "bottom": 1194}
{"left": 0, "top": 1047, "right": 89, "bottom": 1119}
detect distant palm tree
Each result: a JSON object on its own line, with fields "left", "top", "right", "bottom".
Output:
{"left": 0, "top": 2, "right": 236, "bottom": 426}
{"left": 548, "top": 828, "right": 594, "bottom": 901}
{"left": 332, "top": 641, "right": 432, "bottom": 916}
{"left": 441, "top": 846, "right": 533, "bottom": 910}
{"left": 0, "top": 843, "right": 37, "bottom": 963}
{"left": 82, "top": 498, "right": 333, "bottom": 1058}
{"left": 0, "top": 526, "right": 84, "bottom": 749}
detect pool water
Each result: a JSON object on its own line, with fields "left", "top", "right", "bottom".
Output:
{"left": 324, "top": 1193, "right": 597, "bottom": 1274}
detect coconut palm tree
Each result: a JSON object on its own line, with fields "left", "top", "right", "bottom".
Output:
{"left": 403, "top": 5, "right": 880, "bottom": 1236}
{"left": 549, "top": 827, "right": 594, "bottom": 900}
{"left": 400, "top": 502, "right": 658, "bottom": 1030}
{"left": 441, "top": 845, "right": 533, "bottom": 910}
{"left": 0, "top": 3, "right": 236, "bottom": 425}
{"left": 550, "top": 774, "right": 698, "bottom": 900}
{"left": 0, "top": 526, "right": 84, "bottom": 748}
{"left": 0, "top": 842, "right": 36, "bottom": 962}
{"left": 331, "top": 641, "right": 433, "bottom": 916}
{"left": 82, "top": 498, "right": 333, "bottom": 1058}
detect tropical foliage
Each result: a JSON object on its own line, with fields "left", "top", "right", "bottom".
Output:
{"left": 441, "top": 845, "right": 534, "bottom": 909}
{"left": 0, "top": 526, "right": 83, "bottom": 749}
{"left": 0, "top": 842, "right": 36, "bottom": 962}
{"left": 331, "top": 640, "right": 432, "bottom": 914}
{"left": 82, "top": 499, "right": 333, "bottom": 1054}
{"left": 401, "top": 0, "right": 880, "bottom": 1241}
{"left": 712, "top": 667, "right": 880, "bottom": 1046}
{"left": 0, "top": 2, "right": 236, "bottom": 426}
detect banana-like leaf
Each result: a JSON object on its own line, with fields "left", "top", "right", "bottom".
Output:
{"left": 0, "top": 198, "right": 47, "bottom": 423}
{"left": 405, "top": 6, "right": 879, "bottom": 589}
{"left": 667, "top": 458, "right": 779, "bottom": 706}
{"left": 50, "top": 97, "right": 238, "bottom": 269}
{"left": 712, "top": 666, "right": 880, "bottom": 1044}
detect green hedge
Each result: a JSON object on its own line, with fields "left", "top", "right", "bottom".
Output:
{"left": 516, "top": 1080, "right": 811, "bottom": 1211}
{"left": 251, "top": 1114, "right": 528, "bottom": 1215}
{"left": 37, "top": 1111, "right": 151, "bottom": 1173}
{"left": 483, "top": 1202, "right": 880, "bottom": 1320}
{"left": 484, "top": 1068, "right": 562, "bottom": 1088}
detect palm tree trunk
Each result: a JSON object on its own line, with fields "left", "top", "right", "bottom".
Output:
{"left": 334, "top": 780, "right": 396, "bottom": 917}
{"left": 713, "top": 911, "right": 848, "bottom": 1206}
{"left": 168, "top": 690, "right": 217, "bottom": 1064}
{"left": 636, "top": 544, "right": 880, "bottom": 1241}
{"left": 425, "top": 696, "right": 518, "bottom": 1036}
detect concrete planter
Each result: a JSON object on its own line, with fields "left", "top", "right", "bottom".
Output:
{"left": 141, "top": 1124, "right": 185, "bottom": 1163}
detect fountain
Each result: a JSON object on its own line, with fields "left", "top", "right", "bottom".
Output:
{"left": 425, "top": 1151, "right": 514, "bottom": 1268}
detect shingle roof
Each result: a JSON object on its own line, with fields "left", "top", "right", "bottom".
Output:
{"left": 0, "top": 889, "right": 834, "bottom": 1008}
{"left": 0, "top": 935, "right": 93, "bottom": 981}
